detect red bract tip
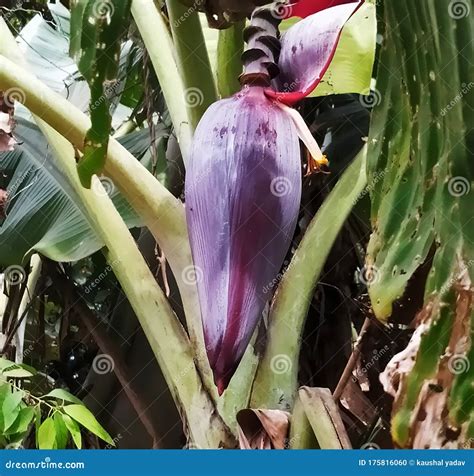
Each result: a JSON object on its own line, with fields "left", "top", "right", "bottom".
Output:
{"left": 216, "top": 379, "right": 226, "bottom": 396}
{"left": 269, "top": 1, "right": 364, "bottom": 104}
{"left": 283, "top": 0, "right": 361, "bottom": 19}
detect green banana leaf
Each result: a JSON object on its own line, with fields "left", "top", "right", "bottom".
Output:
{"left": 366, "top": 0, "right": 473, "bottom": 448}
{"left": 202, "top": 1, "right": 377, "bottom": 97}
{"left": 0, "top": 120, "right": 152, "bottom": 266}
{"left": 69, "top": 0, "right": 132, "bottom": 185}
{"left": 17, "top": 2, "right": 134, "bottom": 125}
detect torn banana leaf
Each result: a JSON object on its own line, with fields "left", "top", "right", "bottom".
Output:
{"left": 0, "top": 119, "right": 153, "bottom": 265}
{"left": 367, "top": 0, "right": 473, "bottom": 448}
{"left": 70, "top": 0, "right": 132, "bottom": 186}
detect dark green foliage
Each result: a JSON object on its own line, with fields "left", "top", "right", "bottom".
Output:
{"left": 367, "top": 0, "right": 473, "bottom": 447}
{"left": 70, "top": 0, "right": 132, "bottom": 186}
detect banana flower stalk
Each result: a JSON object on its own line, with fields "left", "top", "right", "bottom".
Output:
{"left": 185, "top": 0, "right": 363, "bottom": 393}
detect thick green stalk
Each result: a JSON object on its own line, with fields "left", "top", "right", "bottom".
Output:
{"left": 0, "top": 18, "right": 232, "bottom": 445}
{"left": 131, "top": 0, "right": 193, "bottom": 160}
{"left": 250, "top": 147, "right": 368, "bottom": 410}
{"left": 0, "top": 18, "right": 210, "bottom": 392}
{"left": 289, "top": 387, "right": 351, "bottom": 449}
{"left": 15, "top": 254, "right": 42, "bottom": 363}
{"left": 0, "top": 52, "right": 207, "bottom": 365}
{"left": 166, "top": 0, "right": 217, "bottom": 127}
{"left": 34, "top": 121, "right": 233, "bottom": 447}
{"left": 217, "top": 20, "right": 245, "bottom": 98}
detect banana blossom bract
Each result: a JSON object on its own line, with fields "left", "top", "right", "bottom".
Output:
{"left": 185, "top": 1, "right": 363, "bottom": 393}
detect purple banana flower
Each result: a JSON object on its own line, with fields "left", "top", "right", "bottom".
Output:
{"left": 186, "top": 1, "right": 363, "bottom": 394}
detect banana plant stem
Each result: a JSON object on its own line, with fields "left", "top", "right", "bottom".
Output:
{"left": 166, "top": 0, "right": 218, "bottom": 127}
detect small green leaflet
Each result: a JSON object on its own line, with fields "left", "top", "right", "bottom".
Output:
{"left": 63, "top": 414, "right": 82, "bottom": 449}
{"left": 53, "top": 413, "right": 69, "bottom": 449}
{"left": 63, "top": 404, "right": 114, "bottom": 445}
{"left": 70, "top": 0, "right": 132, "bottom": 187}
{"left": 4, "top": 407, "right": 35, "bottom": 436}
{"left": 37, "top": 417, "right": 56, "bottom": 449}
{"left": 2, "top": 391, "right": 24, "bottom": 432}
{"left": 43, "top": 388, "right": 83, "bottom": 405}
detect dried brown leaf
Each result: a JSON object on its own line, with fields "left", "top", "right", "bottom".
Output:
{"left": 380, "top": 263, "right": 473, "bottom": 448}
{"left": 236, "top": 409, "right": 290, "bottom": 449}
{"left": 340, "top": 378, "right": 377, "bottom": 426}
